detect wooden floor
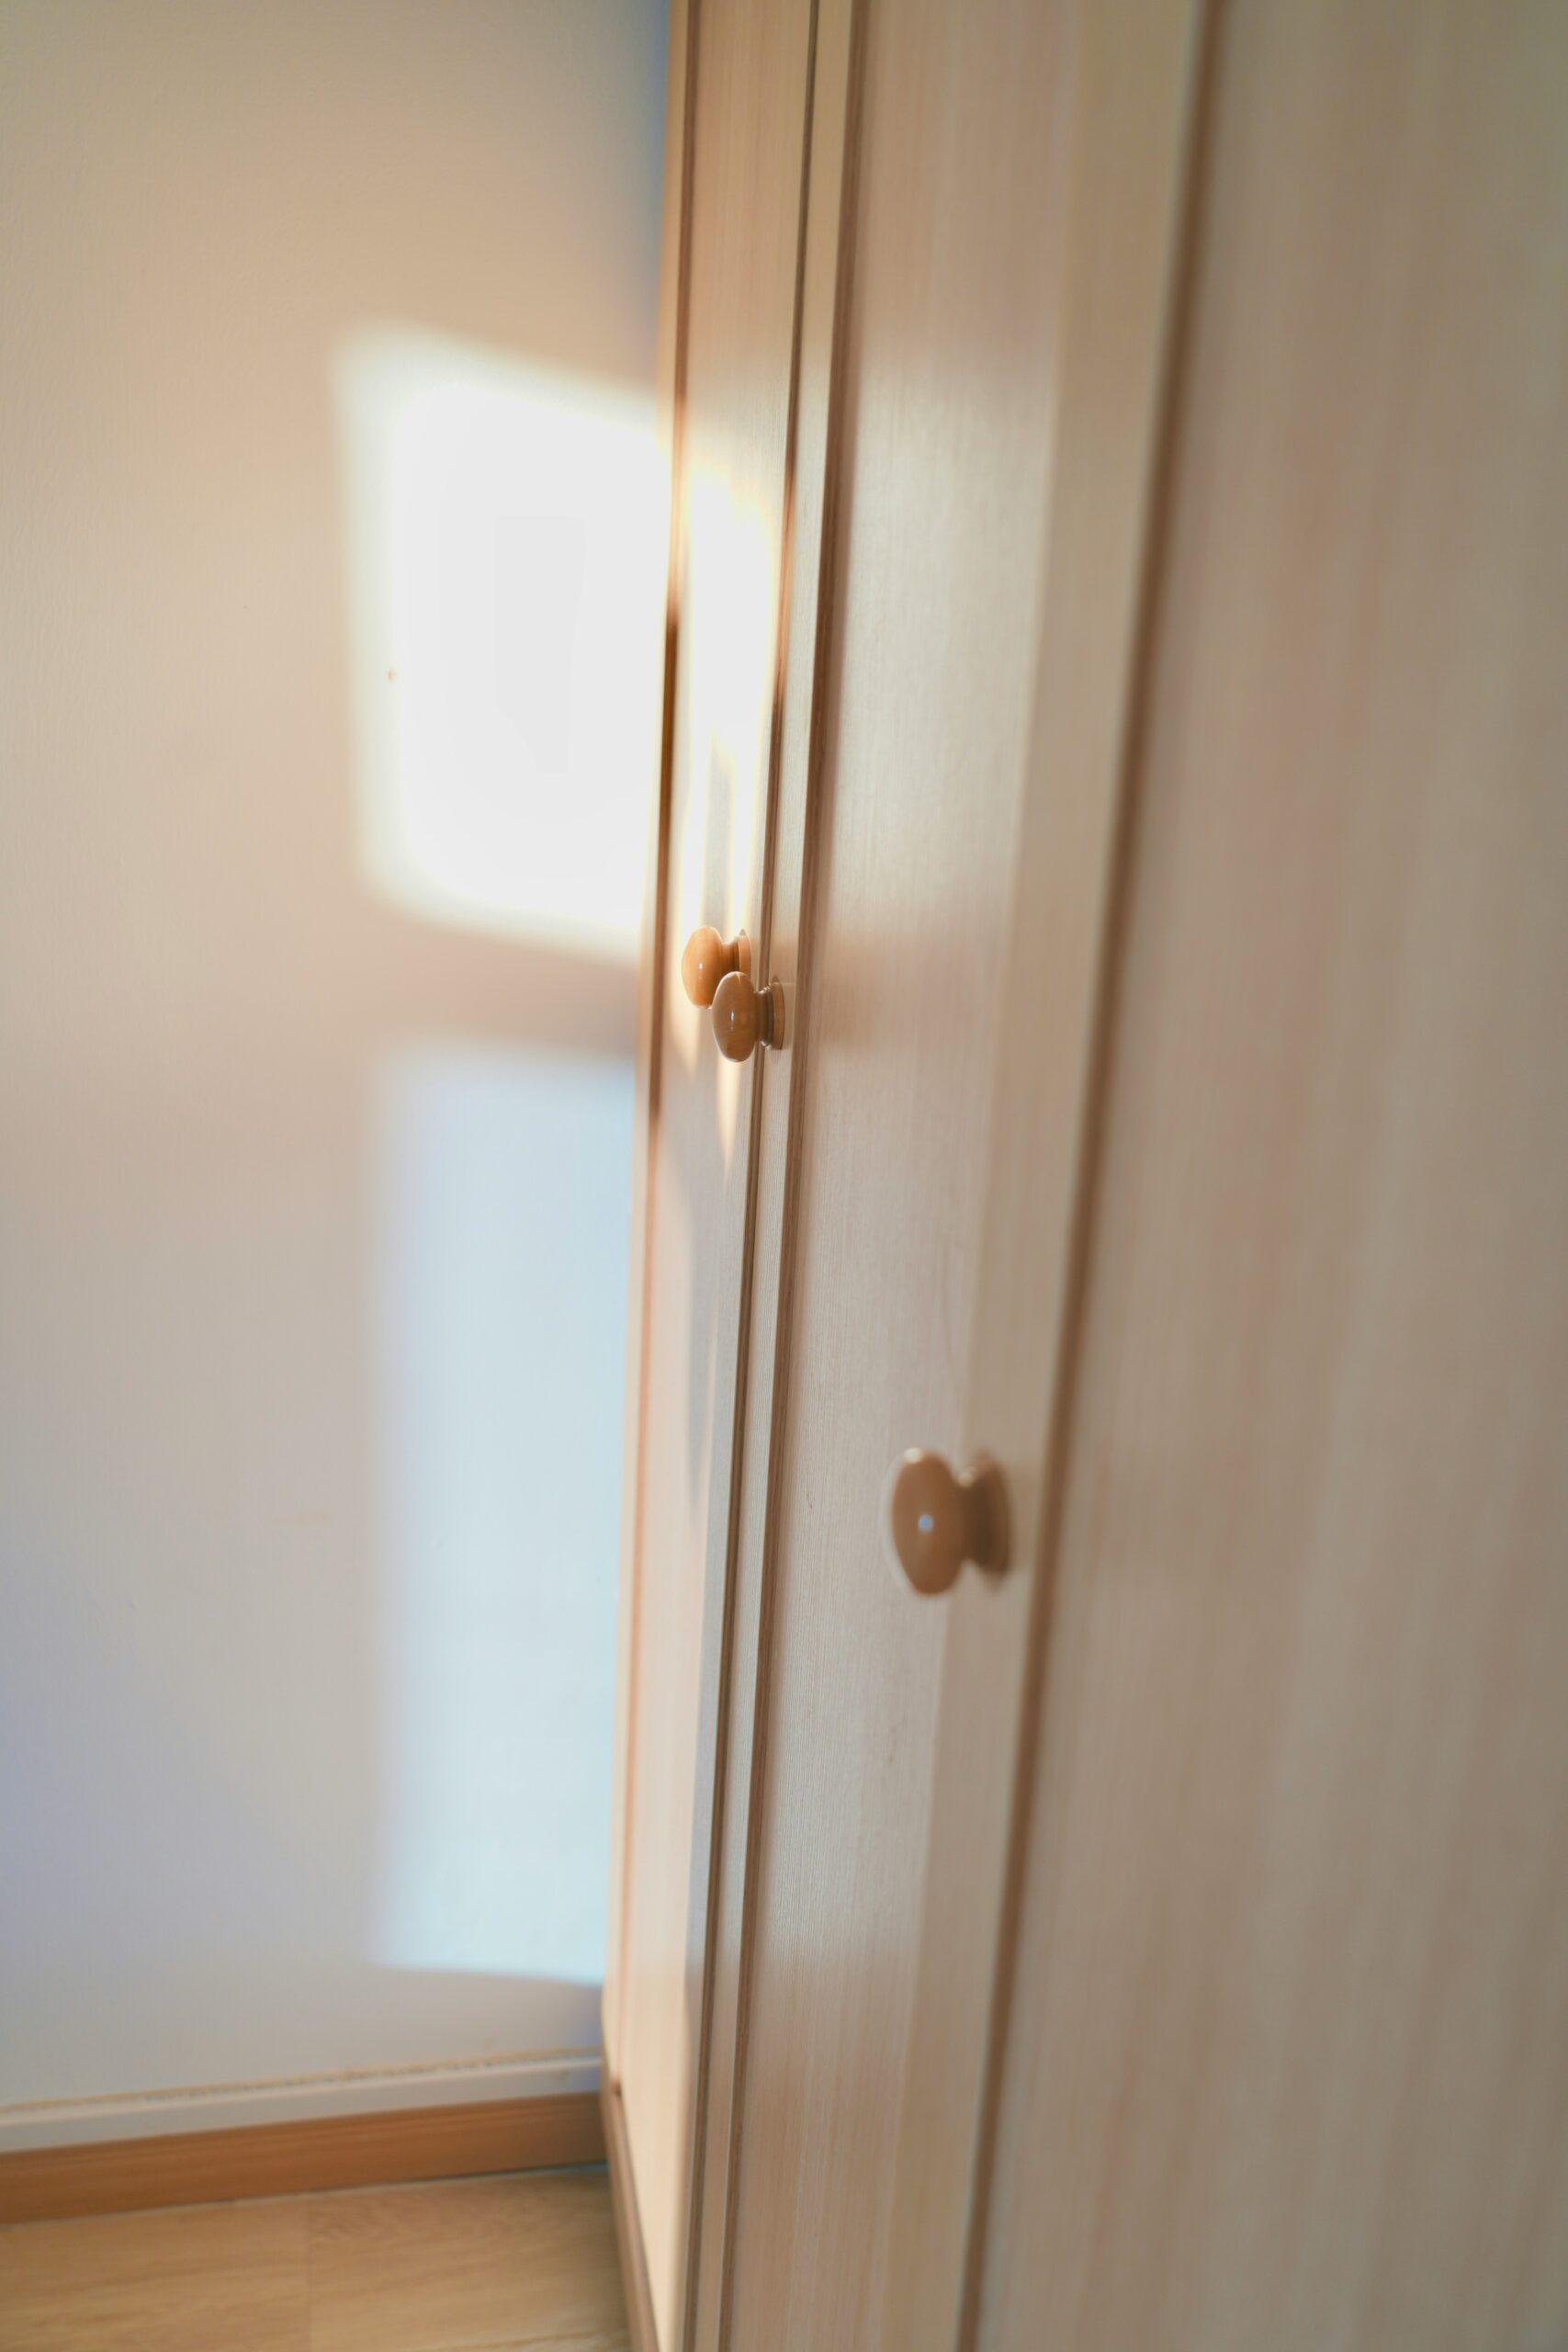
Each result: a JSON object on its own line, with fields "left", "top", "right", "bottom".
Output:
{"left": 0, "top": 2167, "right": 630, "bottom": 2350}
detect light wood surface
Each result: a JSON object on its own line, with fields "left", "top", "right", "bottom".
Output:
{"left": 309, "top": 2174, "right": 623, "bottom": 2352}
{"left": 0, "top": 2171, "right": 627, "bottom": 2352}
{"left": 881, "top": 3, "right": 1209, "bottom": 2343}
{"left": 600, "top": 2082, "right": 657, "bottom": 2352}
{"left": 978, "top": 3, "right": 1568, "bottom": 2346}
{"left": 0, "top": 2197, "right": 310, "bottom": 2352}
{"left": 604, "top": 0, "right": 694, "bottom": 2099}
{"left": 685, "top": 0, "right": 864, "bottom": 2341}
{"left": 609, "top": 1, "right": 818, "bottom": 2345}
{"left": 685, "top": 0, "right": 864, "bottom": 2342}
{"left": 714, "top": 0, "right": 1185, "bottom": 2341}
{"left": 0, "top": 2095, "right": 604, "bottom": 2228}
{"left": 617, "top": 6, "right": 1568, "bottom": 2348}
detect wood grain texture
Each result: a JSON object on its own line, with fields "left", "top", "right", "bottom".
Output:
{"left": 611, "top": 1, "right": 818, "bottom": 2345}
{"left": 605, "top": 0, "right": 694, "bottom": 2098}
{"left": 309, "top": 2174, "right": 626, "bottom": 2352}
{"left": 0, "top": 2173, "right": 627, "bottom": 2352}
{"left": 0, "top": 2197, "right": 310, "bottom": 2350}
{"left": 687, "top": 1, "right": 864, "bottom": 2344}
{"left": 717, "top": 0, "right": 1165, "bottom": 2341}
{"left": 600, "top": 2082, "right": 657, "bottom": 2352}
{"left": 881, "top": 6, "right": 1210, "bottom": 2342}
{"left": 978, "top": 3, "right": 1568, "bottom": 2346}
{"left": 0, "top": 2096, "right": 604, "bottom": 2227}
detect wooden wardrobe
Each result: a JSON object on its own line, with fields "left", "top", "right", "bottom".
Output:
{"left": 603, "top": 2, "right": 1568, "bottom": 2347}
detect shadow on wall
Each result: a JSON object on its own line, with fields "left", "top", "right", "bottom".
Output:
{"left": 0, "top": 0, "right": 666, "bottom": 2111}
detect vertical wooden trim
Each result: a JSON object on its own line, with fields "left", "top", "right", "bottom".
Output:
{"left": 695, "top": 6, "right": 870, "bottom": 2346}
{"left": 610, "top": 6, "right": 846, "bottom": 2337}
{"left": 751, "top": 4, "right": 822, "bottom": 984}
{"left": 675, "top": 0, "right": 825, "bottom": 2336}
{"left": 951, "top": 3, "right": 1224, "bottom": 2346}
{"left": 605, "top": 0, "right": 701, "bottom": 2089}
{"left": 601, "top": 2081, "right": 659, "bottom": 2352}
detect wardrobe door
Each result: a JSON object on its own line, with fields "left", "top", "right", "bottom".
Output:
{"left": 978, "top": 5, "right": 1568, "bottom": 2347}
{"left": 714, "top": 1, "right": 1203, "bottom": 2346}
{"left": 605, "top": 2, "right": 816, "bottom": 2346}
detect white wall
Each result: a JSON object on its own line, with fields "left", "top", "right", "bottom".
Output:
{"left": 0, "top": 0, "right": 665, "bottom": 2137}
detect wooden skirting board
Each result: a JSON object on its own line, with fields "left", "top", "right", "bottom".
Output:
{"left": 0, "top": 2090, "right": 605, "bottom": 2227}
{"left": 600, "top": 2079, "right": 657, "bottom": 2352}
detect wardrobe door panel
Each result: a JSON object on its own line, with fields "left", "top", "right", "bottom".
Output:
{"left": 717, "top": 1, "right": 1199, "bottom": 2344}
{"left": 683, "top": 0, "right": 865, "bottom": 2342}
{"left": 981, "top": 5, "right": 1568, "bottom": 2346}
{"left": 609, "top": 3, "right": 815, "bottom": 2344}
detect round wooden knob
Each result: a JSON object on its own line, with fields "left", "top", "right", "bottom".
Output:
{"left": 712, "top": 971, "right": 786, "bottom": 1062}
{"left": 885, "top": 1450, "right": 1010, "bottom": 1595}
{"left": 681, "top": 926, "right": 749, "bottom": 1008}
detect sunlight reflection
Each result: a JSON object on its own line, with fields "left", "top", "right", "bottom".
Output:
{"left": 671, "top": 465, "right": 778, "bottom": 1161}
{"left": 677, "top": 467, "right": 775, "bottom": 941}
{"left": 336, "top": 330, "right": 666, "bottom": 956}
{"left": 372, "top": 1046, "right": 632, "bottom": 1983}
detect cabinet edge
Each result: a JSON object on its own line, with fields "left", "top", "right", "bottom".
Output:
{"left": 602, "top": 2076, "right": 660, "bottom": 2352}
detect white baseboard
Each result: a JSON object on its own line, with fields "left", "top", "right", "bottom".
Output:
{"left": 0, "top": 2049, "right": 602, "bottom": 2154}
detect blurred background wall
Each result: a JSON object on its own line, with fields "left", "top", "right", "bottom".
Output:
{"left": 0, "top": 0, "right": 666, "bottom": 2139}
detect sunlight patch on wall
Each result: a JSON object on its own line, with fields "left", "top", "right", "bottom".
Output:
{"left": 336, "top": 331, "right": 666, "bottom": 957}
{"left": 371, "top": 1045, "right": 631, "bottom": 1983}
